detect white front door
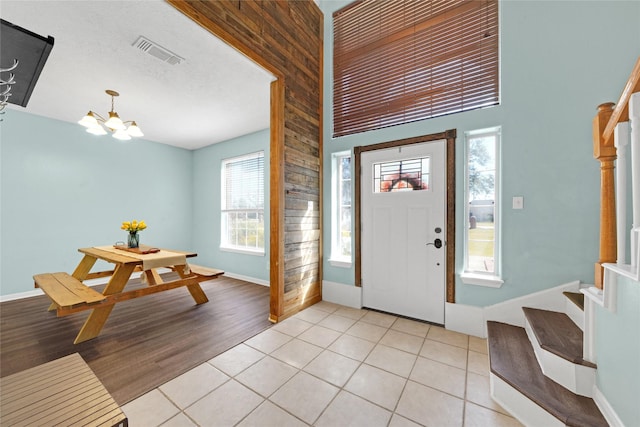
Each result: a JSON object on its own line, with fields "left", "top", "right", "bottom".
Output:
{"left": 361, "top": 140, "right": 446, "bottom": 324}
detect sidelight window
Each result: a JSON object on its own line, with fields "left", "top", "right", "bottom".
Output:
{"left": 462, "top": 127, "right": 503, "bottom": 287}
{"left": 330, "top": 151, "right": 352, "bottom": 266}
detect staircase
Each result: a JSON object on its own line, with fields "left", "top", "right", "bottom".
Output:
{"left": 487, "top": 291, "right": 609, "bottom": 426}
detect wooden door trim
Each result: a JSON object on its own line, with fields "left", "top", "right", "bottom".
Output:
{"left": 354, "top": 129, "right": 456, "bottom": 303}
{"left": 269, "top": 79, "right": 285, "bottom": 321}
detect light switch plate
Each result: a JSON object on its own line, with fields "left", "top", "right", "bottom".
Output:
{"left": 513, "top": 196, "right": 524, "bottom": 209}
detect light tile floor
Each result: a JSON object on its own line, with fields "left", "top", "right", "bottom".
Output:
{"left": 122, "top": 301, "right": 523, "bottom": 427}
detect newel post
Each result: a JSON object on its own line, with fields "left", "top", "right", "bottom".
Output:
{"left": 593, "top": 102, "right": 617, "bottom": 289}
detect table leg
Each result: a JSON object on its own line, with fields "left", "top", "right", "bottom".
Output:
{"left": 144, "top": 269, "right": 163, "bottom": 286}
{"left": 72, "top": 255, "right": 98, "bottom": 281}
{"left": 74, "top": 263, "right": 135, "bottom": 344}
{"left": 175, "top": 264, "right": 209, "bottom": 305}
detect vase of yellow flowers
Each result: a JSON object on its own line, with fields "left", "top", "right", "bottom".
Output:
{"left": 121, "top": 220, "right": 147, "bottom": 248}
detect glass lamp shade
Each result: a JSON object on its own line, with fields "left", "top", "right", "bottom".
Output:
{"left": 104, "top": 111, "right": 126, "bottom": 130}
{"left": 113, "top": 128, "right": 132, "bottom": 141}
{"left": 86, "top": 125, "right": 108, "bottom": 135}
{"left": 126, "top": 121, "right": 144, "bottom": 137}
{"left": 78, "top": 111, "right": 99, "bottom": 128}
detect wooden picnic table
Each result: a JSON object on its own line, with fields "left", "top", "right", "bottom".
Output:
{"left": 34, "top": 245, "right": 223, "bottom": 344}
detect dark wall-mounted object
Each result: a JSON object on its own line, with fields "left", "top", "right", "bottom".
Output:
{"left": 1, "top": 19, "right": 54, "bottom": 107}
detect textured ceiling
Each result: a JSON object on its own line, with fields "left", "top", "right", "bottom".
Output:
{"left": 1, "top": 0, "right": 273, "bottom": 150}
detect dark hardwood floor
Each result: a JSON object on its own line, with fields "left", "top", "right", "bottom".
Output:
{"left": 0, "top": 274, "right": 272, "bottom": 404}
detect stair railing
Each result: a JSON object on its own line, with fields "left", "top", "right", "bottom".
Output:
{"left": 593, "top": 56, "right": 640, "bottom": 289}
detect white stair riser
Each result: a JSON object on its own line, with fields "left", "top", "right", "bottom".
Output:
{"left": 490, "top": 373, "right": 564, "bottom": 427}
{"left": 565, "top": 298, "right": 585, "bottom": 331}
{"left": 524, "top": 318, "right": 595, "bottom": 397}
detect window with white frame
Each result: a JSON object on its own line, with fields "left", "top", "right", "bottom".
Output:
{"left": 221, "top": 151, "right": 265, "bottom": 254}
{"left": 462, "top": 128, "right": 502, "bottom": 286}
{"left": 330, "top": 151, "right": 352, "bottom": 266}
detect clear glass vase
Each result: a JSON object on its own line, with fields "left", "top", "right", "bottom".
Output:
{"left": 128, "top": 232, "right": 139, "bottom": 248}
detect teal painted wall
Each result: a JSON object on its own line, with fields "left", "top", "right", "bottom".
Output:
{"left": 595, "top": 276, "right": 640, "bottom": 426}
{"left": 320, "top": 0, "right": 640, "bottom": 306}
{"left": 0, "top": 109, "right": 269, "bottom": 296}
{"left": 191, "top": 129, "right": 270, "bottom": 282}
{"left": 0, "top": 109, "right": 193, "bottom": 295}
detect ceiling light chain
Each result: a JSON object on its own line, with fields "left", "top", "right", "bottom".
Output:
{"left": 78, "top": 90, "right": 143, "bottom": 140}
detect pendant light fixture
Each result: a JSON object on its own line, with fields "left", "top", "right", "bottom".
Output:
{"left": 78, "top": 90, "right": 143, "bottom": 140}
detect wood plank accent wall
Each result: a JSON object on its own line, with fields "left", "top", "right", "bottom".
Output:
{"left": 167, "top": 0, "right": 323, "bottom": 322}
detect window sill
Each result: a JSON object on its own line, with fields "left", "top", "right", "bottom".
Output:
{"left": 329, "top": 258, "right": 352, "bottom": 268}
{"left": 460, "top": 272, "right": 504, "bottom": 288}
{"left": 220, "top": 246, "right": 265, "bottom": 256}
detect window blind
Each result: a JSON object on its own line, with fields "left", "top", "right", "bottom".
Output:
{"left": 333, "top": 0, "right": 499, "bottom": 137}
{"left": 223, "top": 152, "right": 265, "bottom": 210}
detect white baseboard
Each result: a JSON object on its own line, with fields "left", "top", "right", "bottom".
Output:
{"left": 483, "top": 280, "right": 581, "bottom": 328}
{"left": 0, "top": 288, "right": 46, "bottom": 302}
{"left": 222, "top": 272, "right": 269, "bottom": 287}
{"left": 322, "top": 280, "right": 362, "bottom": 308}
{"left": 443, "top": 280, "right": 583, "bottom": 338}
{"left": 445, "top": 302, "right": 485, "bottom": 337}
{"left": 593, "top": 385, "right": 625, "bottom": 427}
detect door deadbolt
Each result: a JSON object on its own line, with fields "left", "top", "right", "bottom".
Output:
{"left": 426, "top": 238, "right": 443, "bottom": 248}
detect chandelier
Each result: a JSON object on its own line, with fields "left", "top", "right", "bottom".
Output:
{"left": 78, "top": 90, "right": 143, "bottom": 140}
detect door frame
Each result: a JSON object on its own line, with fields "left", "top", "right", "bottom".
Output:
{"left": 354, "top": 129, "right": 457, "bottom": 303}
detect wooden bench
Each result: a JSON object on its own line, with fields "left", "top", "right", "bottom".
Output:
{"left": 188, "top": 264, "right": 225, "bottom": 280}
{"left": 0, "top": 353, "right": 127, "bottom": 426}
{"left": 35, "top": 266, "right": 224, "bottom": 318}
{"left": 34, "top": 272, "right": 106, "bottom": 315}
{"left": 164, "top": 263, "right": 224, "bottom": 281}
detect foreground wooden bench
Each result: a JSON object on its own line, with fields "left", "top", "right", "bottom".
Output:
{"left": 0, "top": 353, "right": 127, "bottom": 426}
{"left": 34, "top": 272, "right": 106, "bottom": 315}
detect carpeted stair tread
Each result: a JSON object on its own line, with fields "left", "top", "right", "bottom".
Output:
{"left": 523, "top": 307, "right": 596, "bottom": 368}
{"left": 563, "top": 291, "right": 585, "bottom": 310}
{"left": 487, "top": 321, "right": 608, "bottom": 427}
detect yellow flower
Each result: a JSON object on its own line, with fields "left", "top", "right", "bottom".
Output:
{"left": 121, "top": 220, "right": 147, "bottom": 233}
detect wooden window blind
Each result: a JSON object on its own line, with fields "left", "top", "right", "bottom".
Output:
{"left": 333, "top": 0, "right": 499, "bottom": 137}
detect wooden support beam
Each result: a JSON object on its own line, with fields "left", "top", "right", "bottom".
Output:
{"left": 58, "top": 276, "right": 201, "bottom": 317}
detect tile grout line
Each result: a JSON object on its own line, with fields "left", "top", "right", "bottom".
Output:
{"left": 132, "top": 304, "right": 515, "bottom": 427}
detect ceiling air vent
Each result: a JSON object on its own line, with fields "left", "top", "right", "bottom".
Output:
{"left": 132, "top": 36, "right": 183, "bottom": 65}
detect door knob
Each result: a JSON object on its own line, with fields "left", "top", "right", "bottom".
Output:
{"left": 426, "top": 238, "right": 443, "bottom": 248}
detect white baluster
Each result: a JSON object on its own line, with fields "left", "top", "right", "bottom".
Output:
{"left": 614, "top": 122, "right": 629, "bottom": 265}
{"left": 629, "top": 92, "right": 640, "bottom": 270}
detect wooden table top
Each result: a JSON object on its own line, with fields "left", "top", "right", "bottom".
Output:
{"left": 78, "top": 246, "right": 197, "bottom": 265}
